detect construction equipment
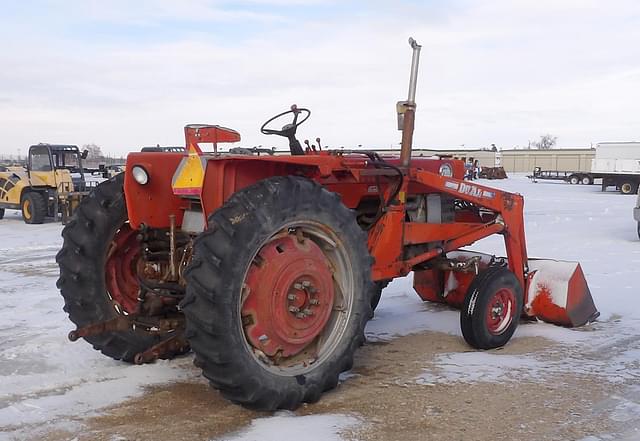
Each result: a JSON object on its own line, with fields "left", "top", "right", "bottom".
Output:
{"left": 479, "top": 166, "right": 508, "bottom": 179}
{"left": 57, "top": 39, "right": 598, "bottom": 411}
{"left": 0, "top": 144, "right": 91, "bottom": 224}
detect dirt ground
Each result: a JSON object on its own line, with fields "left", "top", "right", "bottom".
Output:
{"left": 36, "top": 326, "right": 639, "bottom": 441}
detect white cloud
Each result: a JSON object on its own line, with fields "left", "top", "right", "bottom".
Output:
{"left": 0, "top": 0, "right": 639, "bottom": 156}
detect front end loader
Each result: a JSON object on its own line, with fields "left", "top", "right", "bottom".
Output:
{"left": 57, "top": 38, "right": 598, "bottom": 411}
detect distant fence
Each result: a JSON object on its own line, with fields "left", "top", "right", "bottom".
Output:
{"left": 373, "top": 148, "right": 595, "bottom": 173}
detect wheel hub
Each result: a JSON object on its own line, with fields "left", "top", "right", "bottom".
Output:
{"left": 23, "top": 199, "right": 32, "bottom": 219}
{"left": 242, "top": 234, "right": 335, "bottom": 358}
{"left": 486, "top": 287, "right": 515, "bottom": 335}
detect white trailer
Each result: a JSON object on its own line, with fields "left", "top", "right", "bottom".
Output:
{"left": 591, "top": 142, "right": 640, "bottom": 194}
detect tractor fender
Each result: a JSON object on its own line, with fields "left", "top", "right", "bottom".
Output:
{"left": 198, "top": 155, "right": 346, "bottom": 220}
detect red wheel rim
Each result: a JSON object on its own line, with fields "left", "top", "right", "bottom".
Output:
{"left": 105, "top": 224, "right": 141, "bottom": 314}
{"left": 485, "top": 287, "right": 516, "bottom": 335}
{"left": 241, "top": 235, "right": 335, "bottom": 358}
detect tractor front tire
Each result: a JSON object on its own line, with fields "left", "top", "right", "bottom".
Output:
{"left": 0, "top": 208, "right": 4, "bottom": 219}
{"left": 56, "top": 174, "right": 165, "bottom": 362}
{"left": 182, "top": 176, "right": 373, "bottom": 410}
{"left": 21, "top": 192, "right": 47, "bottom": 224}
{"left": 460, "top": 267, "right": 523, "bottom": 350}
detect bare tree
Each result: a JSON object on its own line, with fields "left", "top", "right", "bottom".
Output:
{"left": 82, "top": 143, "right": 104, "bottom": 159}
{"left": 532, "top": 134, "right": 557, "bottom": 150}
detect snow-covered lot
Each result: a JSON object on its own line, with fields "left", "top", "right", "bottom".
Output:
{"left": 1, "top": 175, "right": 639, "bottom": 441}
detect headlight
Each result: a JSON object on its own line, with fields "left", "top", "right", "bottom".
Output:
{"left": 132, "top": 166, "right": 149, "bottom": 185}
{"left": 439, "top": 163, "right": 453, "bottom": 177}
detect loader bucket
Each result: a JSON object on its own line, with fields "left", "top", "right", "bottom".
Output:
{"left": 525, "top": 259, "right": 599, "bottom": 327}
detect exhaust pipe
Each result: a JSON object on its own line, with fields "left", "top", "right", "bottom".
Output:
{"left": 399, "top": 37, "right": 422, "bottom": 168}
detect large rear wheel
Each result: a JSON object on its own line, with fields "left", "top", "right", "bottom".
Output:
{"left": 182, "top": 176, "right": 373, "bottom": 410}
{"left": 56, "top": 174, "right": 187, "bottom": 362}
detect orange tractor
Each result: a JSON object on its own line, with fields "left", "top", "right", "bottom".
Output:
{"left": 57, "top": 39, "right": 598, "bottom": 410}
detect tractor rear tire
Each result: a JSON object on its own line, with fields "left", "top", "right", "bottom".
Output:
{"left": 21, "top": 192, "right": 47, "bottom": 224}
{"left": 460, "top": 267, "right": 523, "bottom": 350}
{"left": 56, "top": 174, "right": 166, "bottom": 362}
{"left": 581, "top": 175, "right": 592, "bottom": 185}
{"left": 569, "top": 175, "right": 579, "bottom": 185}
{"left": 182, "top": 176, "right": 373, "bottom": 410}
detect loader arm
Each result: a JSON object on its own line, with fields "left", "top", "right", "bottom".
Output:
{"left": 368, "top": 167, "right": 597, "bottom": 328}
{"left": 369, "top": 169, "right": 529, "bottom": 291}
{"left": 410, "top": 169, "right": 529, "bottom": 290}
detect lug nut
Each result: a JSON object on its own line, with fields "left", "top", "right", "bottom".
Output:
{"left": 296, "top": 312, "right": 306, "bottom": 319}
{"left": 287, "top": 294, "right": 297, "bottom": 301}
{"left": 302, "top": 281, "right": 311, "bottom": 288}
{"left": 288, "top": 306, "right": 300, "bottom": 313}
{"left": 293, "top": 283, "right": 303, "bottom": 290}
{"left": 302, "top": 309, "right": 313, "bottom": 316}
{"left": 309, "top": 299, "right": 320, "bottom": 305}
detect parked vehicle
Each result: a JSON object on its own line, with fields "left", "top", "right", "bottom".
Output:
{"left": 0, "top": 144, "right": 93, "bottom": 224}
{"left": 527, "top": 167, "right": 592, "bottom": 184}
{"left": 591, "top": 142, "right": 640, "bottom": 194}
{"left": 528, "top": 143, "right": 640, "bottom": 194}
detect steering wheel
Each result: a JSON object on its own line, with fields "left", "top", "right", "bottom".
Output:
{"left": 260, "top": 105, "right": 311, "bottom": 137}
{"left": 260, "top": 105, "right": 310, "bottom": 155}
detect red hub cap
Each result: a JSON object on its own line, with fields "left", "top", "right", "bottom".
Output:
{"left": 105, "top": 224, "right": 141, "bottom": 314}
{"left": 242, "top": 235, "right": 335, "bottom": 358}
{"left": 486, "top": 287, "right": 516, "bottom": 335}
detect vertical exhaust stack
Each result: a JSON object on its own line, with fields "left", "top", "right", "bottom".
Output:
{"left": 399, "top": 37, "right": 422, "bottom": 168}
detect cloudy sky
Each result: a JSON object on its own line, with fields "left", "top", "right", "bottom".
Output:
{"left": 0, "top": 0, "right": 638, "bottom": 156}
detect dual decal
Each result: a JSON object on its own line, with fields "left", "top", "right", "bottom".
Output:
{"left": 445, "top": 181, "right": 495, "bottom": 199}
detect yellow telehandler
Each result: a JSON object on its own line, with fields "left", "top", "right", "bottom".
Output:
{"left": 0, "top": 144, "right": 91, "bottom": 224}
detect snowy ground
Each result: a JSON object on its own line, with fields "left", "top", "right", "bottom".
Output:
{"left": 0, "top": 175, "right": 639, "bottom": 440}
